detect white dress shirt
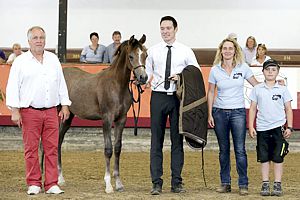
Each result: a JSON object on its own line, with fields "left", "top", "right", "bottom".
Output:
{"left": 146, "top": 41, "right": 200, "bottom": 92}
{"left": 6, "top": 50, "right": 71, "bottom": 109}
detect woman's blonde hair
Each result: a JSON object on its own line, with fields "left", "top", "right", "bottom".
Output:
{"left": 213, "top": 38, "right": 244, "bottom": 66}
{"left": 12, "top": 43, "right": 21, "bottom": 50}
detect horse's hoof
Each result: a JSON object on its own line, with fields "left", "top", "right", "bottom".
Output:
{"left": 105, "top": 187, "right": 114, "bottom": 193}
{"left": 58, "top": 176, "right": 65, "bottom": 186}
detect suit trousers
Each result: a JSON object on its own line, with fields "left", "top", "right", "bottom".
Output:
{"left": 150, "top": 91, "right": 184, "bottom": 187}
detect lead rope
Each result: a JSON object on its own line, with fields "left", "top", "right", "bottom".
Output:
{"left": 129, "top": 80, "right": 144, "bottom": 136}
{"left": 201, "top": 147, "right": 207, "bottom": 187}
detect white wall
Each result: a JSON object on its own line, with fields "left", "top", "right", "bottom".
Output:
{"left": 0, "top": 0, "right": 300, "bottom": 49}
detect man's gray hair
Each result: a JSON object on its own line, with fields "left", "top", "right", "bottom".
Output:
{"left": 27, "top": 26, "right": 46, "bottom": 40}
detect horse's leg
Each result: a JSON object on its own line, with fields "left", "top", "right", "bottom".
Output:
{"left": 113, "top": 116, "right": 126, "bottom": 192}
{"left": 103, "top": 118, "right": 114, "bottom": 193}
{"left": 57, "top": 112, "right": 74, "bottom": 185}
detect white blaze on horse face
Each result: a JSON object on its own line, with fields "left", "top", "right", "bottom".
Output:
{"left": 137, "top": 48, "right": 143, "bottom": 66}
{"left": 133, "top": 47, "right": 148, "bottom": 84}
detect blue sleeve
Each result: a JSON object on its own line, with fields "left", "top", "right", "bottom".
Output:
{"left": 80, "top": 47, "right": 86, "bottom": 62}
{"left": 103, "top": 47, "right": 109, "bottom": 63}
{"left": 0, "top": 50, "right": 6, "bottom": 60}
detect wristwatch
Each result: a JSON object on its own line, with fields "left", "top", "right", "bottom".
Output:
{"left": 287, "top": 127, "right": 294, "bottom": 132}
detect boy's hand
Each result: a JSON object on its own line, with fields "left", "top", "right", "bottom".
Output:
{"left": 283, "top": 129, "right": 292, "bottom": 139}
{"left": 248, "top": 127, "right": 257, "bottom": 138}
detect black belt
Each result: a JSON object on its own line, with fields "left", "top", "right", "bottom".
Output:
{"left": 28, "top": 106, "right": 55, "bottom": 111}
{"left": 152, "top": 91, "right": 176, "bottom": 95}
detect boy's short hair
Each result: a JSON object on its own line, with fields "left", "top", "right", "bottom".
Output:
{"left": 263, "top": 59, "right": 280, "bottom": 70}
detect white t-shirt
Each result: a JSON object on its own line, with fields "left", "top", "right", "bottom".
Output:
{"left": 6, "top": 52, "right": 24, "bottom": 64}
{"left": 251, "top": 55, "right": 271, "bottom": 66}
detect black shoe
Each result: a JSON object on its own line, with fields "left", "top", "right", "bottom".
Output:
{"left": 151, "top": 184, "right": 162, "bottom": 195}
{"left": 171, "top": 184, "right": 186, "bottom": 193}
{"left": 271, "top": 182, "right": 283, "bottom": 196}
{"left": 216, "top": 184, "right": 231, "bottom": 193}
{"left": 260, "top": 182, "right": 270, "bottom": 196}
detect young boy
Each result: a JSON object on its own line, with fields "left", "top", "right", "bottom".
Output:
{"left": 248, "top": 59, "right": 293, "bottom": 196}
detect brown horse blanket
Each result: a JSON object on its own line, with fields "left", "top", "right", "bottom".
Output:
{"left": 176, "top": 65, "right": 208, "bottom": 149}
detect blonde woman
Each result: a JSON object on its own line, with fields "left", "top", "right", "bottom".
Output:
{"left": 251, "top": 43, "right": 271, "bottom": 66}
{"left": 207, "top": 38, "right": 259, "bottom": 196}
{"left": 7, "top": 43, "right": 23, "bottom": 64}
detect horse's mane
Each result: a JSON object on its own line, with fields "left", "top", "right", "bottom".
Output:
{"left": 111, "top": 37, "right": 144, "bottom": 67}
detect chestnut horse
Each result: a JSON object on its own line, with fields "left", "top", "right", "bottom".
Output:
{"left": 58, "top": 35, "right": 148, "bottom": 193}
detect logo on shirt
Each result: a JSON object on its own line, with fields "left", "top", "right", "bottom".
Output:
{"left": 233, "top": 72, "right": 242, "bottom": 79}
{"left": 272, "top": 94, "right": 282, "bottom": 101}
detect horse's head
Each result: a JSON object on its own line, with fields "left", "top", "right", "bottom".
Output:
{"left": 126, "top": 35, "right": 148, "bottom": 85}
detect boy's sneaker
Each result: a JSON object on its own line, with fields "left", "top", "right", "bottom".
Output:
{"left": 271, "top": 182, "right": 283, "bottom": 196}
{"left": 260, "top": 182, "right": 270, "bottom": 196}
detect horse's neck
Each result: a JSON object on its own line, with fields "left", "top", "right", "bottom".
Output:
{"left": 109, "top": 61, "right": 131, "bottom": 87}
{"left": 109, "top": 51, "right": 132, "bottom": 86}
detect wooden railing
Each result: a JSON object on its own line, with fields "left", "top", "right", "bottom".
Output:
{"left": 2, "top": 48, "right": 300, "bottom": 65}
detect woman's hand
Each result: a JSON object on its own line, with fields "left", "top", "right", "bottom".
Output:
{"left": 208, "top": 115, "right": 215, "bottom": 128}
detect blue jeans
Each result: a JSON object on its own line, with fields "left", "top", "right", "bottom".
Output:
{"left": 212, "top": 107, "right": 248, "bottom": 187}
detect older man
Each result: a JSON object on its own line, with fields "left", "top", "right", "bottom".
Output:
{"left": 6, "top": 26, "right": 71, "bottom": 195}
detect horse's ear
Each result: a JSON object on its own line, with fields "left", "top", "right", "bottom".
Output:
{"left": 129, "top": 35, "right": 135, "bottom": 44}
{"left": 139, "top": 34, "right": 146, "bottom": 44}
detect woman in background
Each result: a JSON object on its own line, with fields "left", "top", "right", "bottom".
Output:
{"left": 7, "top": 43, "right": 23, "bottom": 64}
{"left": 251, "top": 43, "right": 271, "bottom": 66}
{"left": 243, "top": 36, "right": 257, "bottom": 65}
{"left": 80, "top": 32, "right": 106, "bottom": 63}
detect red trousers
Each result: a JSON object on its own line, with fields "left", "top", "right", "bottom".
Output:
{"left": 21, "top": 107, "right": 59, "bottom": 191}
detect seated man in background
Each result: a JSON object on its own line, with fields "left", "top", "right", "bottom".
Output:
{"left": 104, "top": 31, "right": 122, "bottom": 64}
{"left": 0, "top": 48, "right": 6, "bottom": 63}
{"left": 7, "top": 43, "right": 24, "bottom": 64}
{"left": 80, "top": 32, "right": 106, "bottom": 63}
